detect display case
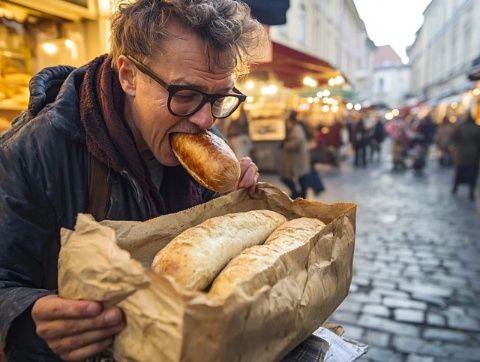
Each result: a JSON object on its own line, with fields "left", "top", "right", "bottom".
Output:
{"left": 7, "top": 0, "right": 98, "bottom": 21}
{"left": 0, "top": 2, "right": 89, "bottom": 126}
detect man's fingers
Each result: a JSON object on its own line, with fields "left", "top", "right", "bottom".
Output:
{"left": 248, "top": 173, "right": 260, "bottom": 197}
{"left": 32, "top": 296, "right": 102, "bottom": 321}
{"left": 239, "top": 161, "right": 258, "bottom": 178}
{"left": 238, "top": 163, "right": 258, "bottom": 188}
{"left": 36, "top": 307, "right": 124, "bottom": 340}
{"left": 59, "top": 338, "right": 113, "bottom": 362}
{"left": 52, "top": 323, "right": 123, "bottom": 355}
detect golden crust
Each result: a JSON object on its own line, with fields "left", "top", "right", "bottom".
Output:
{"left": 151, "top": 210, "right": 287, "bottom": 291}
{"left": 171, "top": 131, "right": 241, "bottom": 193}
{"left": 209, "top": 218, "right": 326, "bottom": 300}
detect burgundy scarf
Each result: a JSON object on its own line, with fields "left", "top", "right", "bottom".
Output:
{"left": 79, "top": 54, "right": 203, "bottom": 217}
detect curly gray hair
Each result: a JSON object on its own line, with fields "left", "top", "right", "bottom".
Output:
{"left": 110, "top": 0, "right": 266, "bottom": 76}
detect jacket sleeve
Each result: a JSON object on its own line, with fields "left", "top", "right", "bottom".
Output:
{"left": 0, "top": 127, "right": 59, "bottom": 354}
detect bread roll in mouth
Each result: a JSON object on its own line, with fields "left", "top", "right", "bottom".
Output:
{"left": 170, "top": 131, "right": 241, "bottom": 193}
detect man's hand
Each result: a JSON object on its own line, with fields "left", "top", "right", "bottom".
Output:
{"left": 237, "top": 157, "right": 260, "bottom": 196}
{"left": 32, "top": 295, "right": 124, "bottom": 361}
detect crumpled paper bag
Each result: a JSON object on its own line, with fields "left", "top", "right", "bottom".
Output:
{"left": 59, "top": 183, "right": 356, "bottom": 361}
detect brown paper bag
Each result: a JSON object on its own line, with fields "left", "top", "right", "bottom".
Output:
{"left": 59, "top": 183, "right": 356, "bottom": 361}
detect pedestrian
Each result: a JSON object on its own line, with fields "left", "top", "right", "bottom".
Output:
{"left": 226, "top": 104, "right": 253, "bottom": 159}
{"left": 326, "top": 118, "right": 343, "bottom": 167}
{"left": 369, "top": 115, "right": 385, "bottom": 161}
{"left": 451, "top": 112, "right": 480, "bottom": 200}
{"left": 280, "top": 110, "right": 311, "bottom": 198}
{"left": 349, "top": 111, "right": 368, "bottom": 167}
{"left": 412, "top": 113, "right": 436, "bottom": 171}
{"left": 386, "top": 116, "right": 409, "bottom": 171}
{"left": 435, "top": 116, "right": 454, "bottom": 166}
{"left": 0, "top": 0, "right": 263, "bottom": 360}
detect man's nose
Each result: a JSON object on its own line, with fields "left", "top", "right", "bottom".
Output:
{"left": 188, "top": 103, "right": 215, "bottom": 129}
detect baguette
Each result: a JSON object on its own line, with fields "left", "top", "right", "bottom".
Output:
{"left": 170, "top": 131, "right": 240, "bottom": 193}
{"left": 209, "top": 218, "right": 326, "bottom": 300}
{"left": 151, "top": 210, "right": 287, "bottom": 290}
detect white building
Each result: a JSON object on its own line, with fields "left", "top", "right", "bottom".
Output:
{"left": 269, "top": 0, "right": 375, "bottom": 102}
{"left": 372, "top": 46, "right": 410, "bottom": 108}
{"left": 408, "top": 0, "right": 480, "bottom": 100}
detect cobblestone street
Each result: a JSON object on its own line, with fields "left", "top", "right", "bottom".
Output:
{"left": 260, "top": 144, "right": 480, "bottom": 362}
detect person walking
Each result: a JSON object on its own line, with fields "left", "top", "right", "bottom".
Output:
{"left": 451, "top": 112, "right": 480, "bottom": 200}
{"left": 435, "top": 116, "right": 454, "bottom": 166}
{"left": 280, "top": 111, "right": 311, "bottom": 198}
{"left": 369, "top": 115, "right": 385, "bottom": 161}
{"left": 386, "top": 116, "right": 410, "bottom": 171}
{"left": 350, "top": 112, "right": 368, "bottom": 167}
{"left": 327, "top": 118, "right": 343, "bottom": 167}
{"left": 412, "top": 113, "right": 437, "bottom": 171}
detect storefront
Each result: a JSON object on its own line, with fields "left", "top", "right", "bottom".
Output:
{"left": 0, "top": 0, "right": 110, "bottom": 129}
{"left": 234, "top": 41, "right": 346, "bottom": 172}
{"left": 468, "top": 57, "right": 480, "bottom": 124}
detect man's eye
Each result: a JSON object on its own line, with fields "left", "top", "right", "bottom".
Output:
{"left": 175, "top": 91, "right": 199, "bottom": 99}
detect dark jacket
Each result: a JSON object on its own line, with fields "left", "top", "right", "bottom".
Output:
{"left": 451, "top": 119, "right": 480, "bottom": 166}
{"left": 0, "top": 65, "right": 211, "bottom": 360}
{"left": 350, "top": 119, "right": 367, "bottom": 147}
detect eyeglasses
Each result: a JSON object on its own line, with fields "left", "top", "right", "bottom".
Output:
{"left": 126, "top": 55, "right": 246, "bottom": 119}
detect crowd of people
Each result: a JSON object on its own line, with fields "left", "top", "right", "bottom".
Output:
{"left": 221, "top": 107, "right": 480, "bottom": 202}
{"left": 383, "top": 110, "right": 480, "bottom": 200}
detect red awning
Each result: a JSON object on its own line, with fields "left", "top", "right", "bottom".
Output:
{"left": 251, "top": 41, "right": 339, "bottom": 88}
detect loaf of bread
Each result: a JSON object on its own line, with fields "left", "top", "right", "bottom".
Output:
{"left": 151, "top": 210, "right": 287, "bottom": 290}
{"left": 209, "top": 218, "right": 326, "bottom": 300}
{"left": 170, "top": 131, "right": 240, "bottom": 193}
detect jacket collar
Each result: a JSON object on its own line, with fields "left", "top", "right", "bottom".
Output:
{"left": 28, "top": 64, "right": 89, "bottom": 143}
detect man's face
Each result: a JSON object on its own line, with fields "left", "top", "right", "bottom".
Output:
{"left": 119, "top": 20, "right": 235, "bottom": 166}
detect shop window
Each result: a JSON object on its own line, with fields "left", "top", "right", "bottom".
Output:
{"left": 0, "top": 4, "right": 85, "bottom": 124}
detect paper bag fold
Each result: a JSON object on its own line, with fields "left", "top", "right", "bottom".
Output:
{"left": 59, "top": 183, "right": 356, "bottom": 361}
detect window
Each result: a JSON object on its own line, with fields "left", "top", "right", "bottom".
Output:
{"left": 298, "top": 3, "right": 306, "bottom": 45}
{"left": 463, "top": 22, "right": 471, "bottom": 62}
{"left": 378, "top": 78, "right": 384, "bottom": 93}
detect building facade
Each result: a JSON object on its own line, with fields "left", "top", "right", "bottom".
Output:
{"left": 408, "top": 0, "right": 480, "bottom": 100}
{"left": 269, "top": 0, "right": 375, "bottom": 103}
{"left": 372, "top": 45, "right": 410, "bottom": 108}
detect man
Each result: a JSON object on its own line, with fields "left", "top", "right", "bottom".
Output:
{"left": 0, "top": 0, "right": 263, "bottom": 360}
{"left": 349, "top": 111, "right": 367, "bottom": 167}
{"left": 451, "top": 111, "right": 480, "bottom": 200}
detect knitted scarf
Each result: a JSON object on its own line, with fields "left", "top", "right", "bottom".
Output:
{"left": 79, "top": 54, "right": 203, "bottom": 217}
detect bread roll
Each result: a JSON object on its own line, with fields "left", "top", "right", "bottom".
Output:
{"left": 209, "top": 218, "right": 326, "bottom": 300}
{"left": 170, "top": 131, "right": 240, "bottom": 193}
{"left": 151, "top": 210, "right": 287, "bottom": 290}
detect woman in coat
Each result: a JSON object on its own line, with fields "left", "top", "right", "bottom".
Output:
{"left": 451, "top": 112, "right": 480, "bottom": 200}
{"left": 280, "top": 111, "right": 311, "bottom": 198}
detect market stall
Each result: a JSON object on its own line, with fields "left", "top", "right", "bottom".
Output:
{"left": 238, "top": 41, "right": 349, "bottom": 171}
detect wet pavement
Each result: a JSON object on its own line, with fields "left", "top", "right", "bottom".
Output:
{"left": 260, "top": 142, "right": 480, "bottom": 362}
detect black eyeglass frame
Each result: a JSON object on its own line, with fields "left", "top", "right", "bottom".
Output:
{"left": 126, "top": 55, "right": 247, "bottom": 119}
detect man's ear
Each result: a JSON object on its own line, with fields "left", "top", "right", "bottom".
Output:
{"left": 117, "top": 55, "right": 136, "bottom": 96}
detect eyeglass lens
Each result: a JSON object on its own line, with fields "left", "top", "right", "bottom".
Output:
{"left": 170, "top": 88, "right": 240, "bottom": 118}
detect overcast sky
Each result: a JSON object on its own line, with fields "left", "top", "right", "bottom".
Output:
{"left": 353, "top": 0, "right": 432, "bottom": 63}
